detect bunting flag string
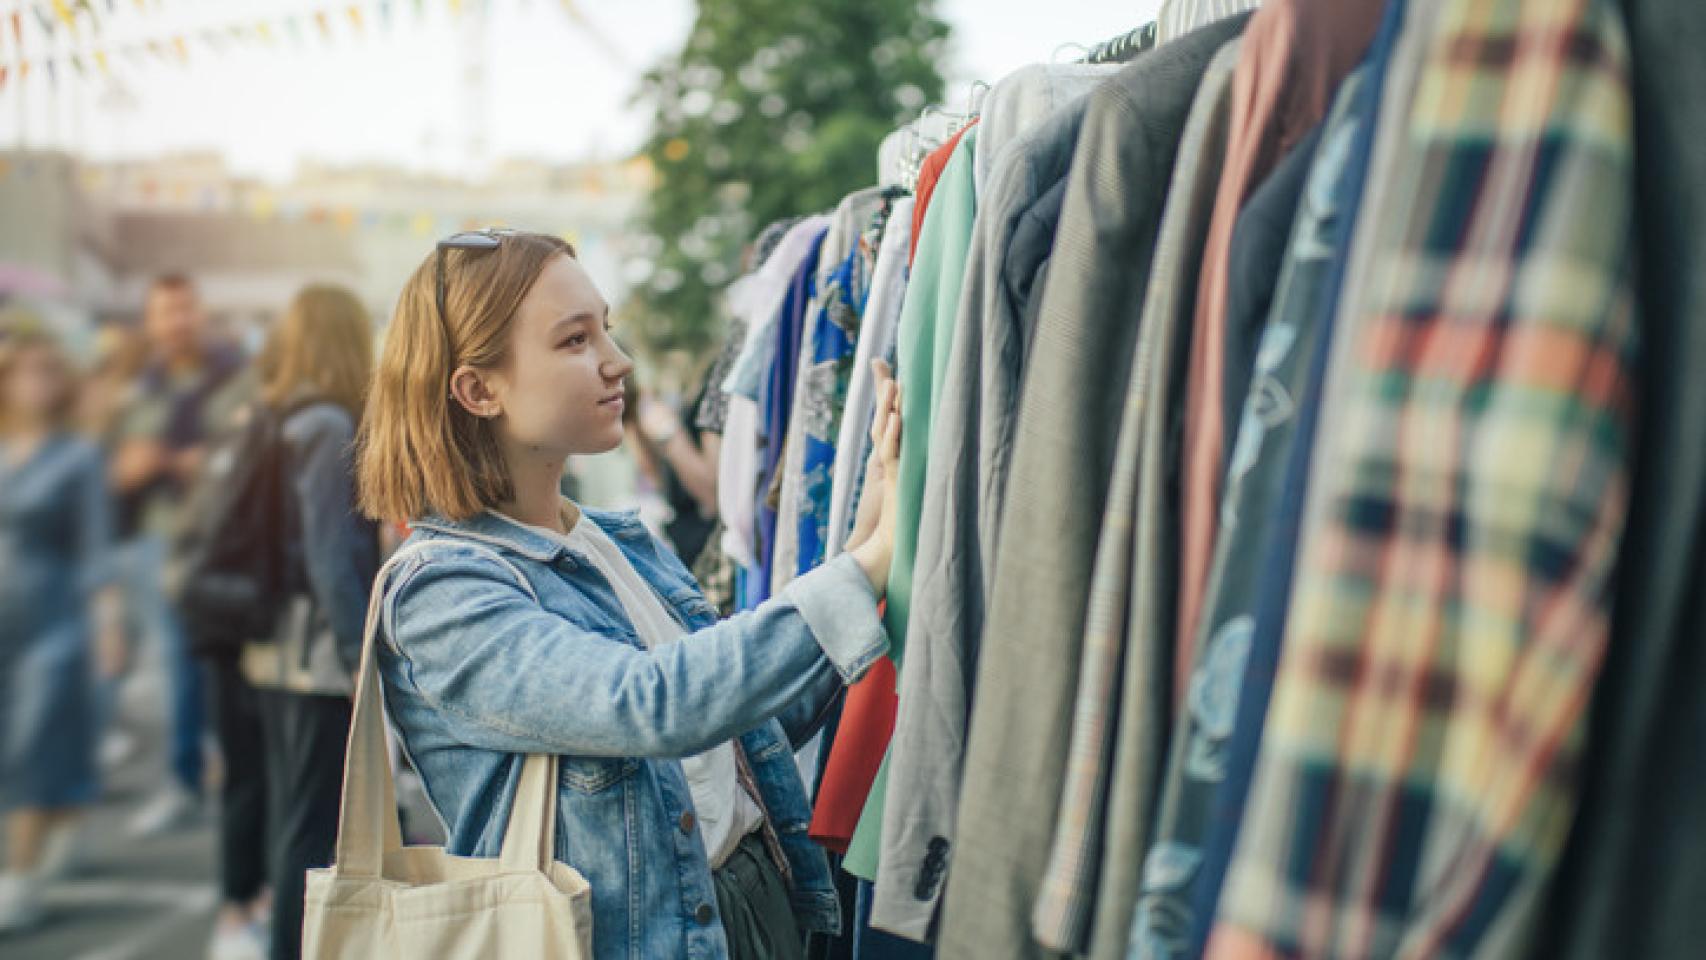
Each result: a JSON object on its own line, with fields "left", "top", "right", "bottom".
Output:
{"left": 0, "top": 0, "right": 502, "bottom": 79}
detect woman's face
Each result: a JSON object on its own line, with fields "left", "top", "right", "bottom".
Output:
{"left": 4, "top": 345, "right": 69, "bottom": 427}
{"left": 486, "top": 254, "right": 634, "bottom": 459}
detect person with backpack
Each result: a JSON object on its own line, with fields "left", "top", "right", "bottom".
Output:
{"left": 230, "top": 286, "right": 378, "bottom": 960}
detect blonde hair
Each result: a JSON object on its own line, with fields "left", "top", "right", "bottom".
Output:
{"left": 357, "top": 231, "right": 575, "bottom": 523}
{"left": 262, "top": 285, "right": 373, "bottom": 417}
{"left": 0, "top": 326, "right": 79, "bottom": 435}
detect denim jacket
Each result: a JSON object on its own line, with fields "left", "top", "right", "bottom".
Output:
{"left": 376, "top": 507, "right": 888, "bottom": 960}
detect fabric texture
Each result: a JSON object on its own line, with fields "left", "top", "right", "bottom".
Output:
{"left": 1126, "top": 80, "right": 1342, "bottom": 960}
{"left": 873, "top": 79, "right": 1106, "bottom": 942}
{"left": 1029, "top": 37, "right": 1243, "bottom": 956}
{"left": 1174, "top": 0, "right": 1385, "bottom": 707}
{"left": 935, "top": 17, "right": 1252, "bottom": 959}
{"left": 1206, "top": 0, "right": 1637, "bottom": 955}
{"left": 1534, "top": 1, "right": 1706, "bottom": 957}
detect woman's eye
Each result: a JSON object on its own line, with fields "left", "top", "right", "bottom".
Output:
{"left": 562, "top": 333, "right": 588, "bottom": 349}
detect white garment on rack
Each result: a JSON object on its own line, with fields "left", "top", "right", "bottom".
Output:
{"left": 973, "top": 63, "right": 1119, "bottom": 196}
{"left": 824, "top": 196, "right": 915, "bottom": 561}
{"left": 1158, "top": 0, "right": 1263, "bottom": 45}
{"left": 716, "top": 215, "right": 833, "bottom": 568}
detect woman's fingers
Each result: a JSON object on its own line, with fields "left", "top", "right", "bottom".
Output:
{"left": 881, "top": 384, "right": 903, "bottom": 465}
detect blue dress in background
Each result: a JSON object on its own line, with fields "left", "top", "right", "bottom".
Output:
{"left": 0, "top": 433, "right": 112, "bottom": 810}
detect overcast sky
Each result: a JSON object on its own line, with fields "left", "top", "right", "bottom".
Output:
{"left": 0, "top": 0, "right": 1163, "bottom": 181}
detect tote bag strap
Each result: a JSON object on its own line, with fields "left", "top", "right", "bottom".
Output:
{"left": 333, "top": 539, "right": 548, "bottom": 877}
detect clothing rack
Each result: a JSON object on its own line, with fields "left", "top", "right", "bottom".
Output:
{"left": 1083, "top": 21, "right": 1158, "bottom": 64}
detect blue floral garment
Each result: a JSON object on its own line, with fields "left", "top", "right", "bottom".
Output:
{"left": 794, "top": 201, "right": 894, "bottom": 577}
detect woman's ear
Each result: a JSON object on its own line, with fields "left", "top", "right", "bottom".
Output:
{"left": 449, "top": 364, "right": 503, "bottom": 419}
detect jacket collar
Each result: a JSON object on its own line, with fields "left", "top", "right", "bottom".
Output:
{"left": 411, "top": 504, "right": 652, "bottom": 563}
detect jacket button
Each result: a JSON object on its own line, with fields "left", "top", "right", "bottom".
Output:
{"left": 679, "top": 812, "right": 697, "bottom": 835}
{"left": 695, "top": 903, "right": 715, "bottom": 925}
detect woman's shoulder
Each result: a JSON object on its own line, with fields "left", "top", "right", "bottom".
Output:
{"left": 279, "top": 398, "right": 356, "bottom": 442}
{"left": 383, "top": 526, "right": 541, "bottom": 602}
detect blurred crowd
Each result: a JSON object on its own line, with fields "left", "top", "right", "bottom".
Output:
{"left": 0, "top": 274, "right": 724, "bottom": 960}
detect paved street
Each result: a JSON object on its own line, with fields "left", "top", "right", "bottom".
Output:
{"left": 1, "top": 687, "right": 220, "bottom": 960}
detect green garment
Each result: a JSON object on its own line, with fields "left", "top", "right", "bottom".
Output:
{"left": 843, "top": 126, "right": 979, "bottom": 880}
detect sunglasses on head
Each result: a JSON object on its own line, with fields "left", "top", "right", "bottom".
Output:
{"left": 435, "top": 228, "right": 522, "bottom": 328}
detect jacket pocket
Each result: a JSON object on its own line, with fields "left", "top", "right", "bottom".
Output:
{"left": 559, "top": 755, "right": 641, "bottom": 794}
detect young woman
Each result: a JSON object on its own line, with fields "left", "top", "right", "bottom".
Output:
{"left": 356, "top": 230, "right": 901, "bottom": 960}
{"left": 0, "top": 328, "right": 123, "bottom": 933}
{"left": 245, "top": 285, "right": 381, "bottom": 960}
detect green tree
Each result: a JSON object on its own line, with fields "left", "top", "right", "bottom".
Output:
{"left": 626, "top": 0, "right": 948, "bottom": 356}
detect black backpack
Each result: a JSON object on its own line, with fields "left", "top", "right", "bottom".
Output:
{"left": 174, "top": 397, "right": 316, "bottom": 660}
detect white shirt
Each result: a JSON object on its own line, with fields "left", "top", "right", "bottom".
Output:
{"left": 521, "top": 510, "right": 767, "bottom": 869}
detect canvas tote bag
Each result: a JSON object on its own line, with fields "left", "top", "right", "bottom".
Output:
{"left": 303, "top": 545, "right": 594, "bottom": 959}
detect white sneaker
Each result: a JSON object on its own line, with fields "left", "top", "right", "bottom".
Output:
{"left": 0, "top": 872, "right": 44, "bottom": 934}
{"left": 127, "top": 782, "right": 200, "bottom": 838}
{"left": 100, "top": 729, "right": 140, "bottom": 771}
{"left": 36, "top": 823, "right": 85, "bottom": 882}
{"left": 206, "top": 921, "right": 268, "bottom": 960}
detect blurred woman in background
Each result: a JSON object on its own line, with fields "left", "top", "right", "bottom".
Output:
{"left": 242, "top": 286, "right": 380, "bottom": 960}
{"left": 0, "top": 327, "right": 124, "bottom": 933}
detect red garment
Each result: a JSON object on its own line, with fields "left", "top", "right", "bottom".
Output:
{"left": 808, "top": 656, "right": 899, "bottom": 853}
{"left": 1173, "top": 0, "right": 1383, "bottom": 706}
{"left": 908, "top": 122, "right": 976, "bottom": 266}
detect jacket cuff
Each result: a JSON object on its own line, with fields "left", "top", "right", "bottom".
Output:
{"left": 783, "top": 554, "right": 888, "bottom": 683}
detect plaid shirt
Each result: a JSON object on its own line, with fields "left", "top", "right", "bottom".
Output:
{"left": 1207, "top": 0, "right": 1637, "bottom": 956}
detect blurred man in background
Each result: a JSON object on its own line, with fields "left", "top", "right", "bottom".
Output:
{"left": 109, "top": 274, "right": 246, "bottom": 837}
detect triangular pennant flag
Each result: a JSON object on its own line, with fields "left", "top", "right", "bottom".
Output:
{"left": 171, "top": 34, "right": 187, "bottom": 62}
{"left": 93, "top": 48, "right": 107, "bottom": 72}
{"left": 51, "top": 1, "right": 77, "bottom": 31}
{"left": 449, "top": 0, "right": 463, "bottom": 17}
{"left": 34, "top": 6, "right": 57, "bottom": 38}
{"left": 314, "top": 10, "right": 332, "bottom": 40}
{"left": 18, "top": 60, "right": 29, "bottom": 81}
{"left": 256, "top": 22, "right": 274, "bottom": 44}
{"left": 11, "top": 12, "right": 22, "bottom": 49}
{"left": 0, "top": 66, "right": 9, "bottom": 92}
{"left": 147, "top": 38, "right": 165, "bottom": 61}
{"left": 413, "top": 0, "right": 425, "bottom": 19}
{"left": 69, "top": 52, "right": 85, "bottom": 74}
{"left": 347, "top": 5, "right": 364, "bottom": 34}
